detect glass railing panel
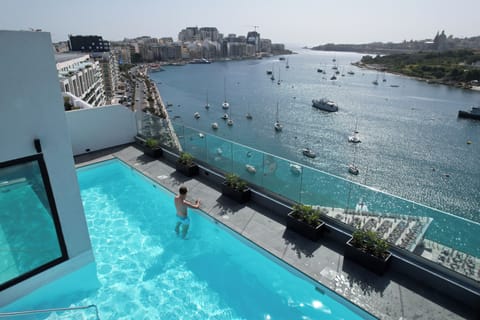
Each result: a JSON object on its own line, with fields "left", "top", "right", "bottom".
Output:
{"left": 204, "top": 134, "right": 233, "bottom": 173}
{"left": 231, "top": 144, "right": 264, "bottom": 186}
{"left": 170, "top": 124, "right": 480, "bottom": 281}
{"left": 171, "top": 122, "right": 185, "bottom": 148}
{"left": 300, "top": 167, "right": 351, "bottom": 209}
{"left": 262, "top": 156, "right": 302, "bottom": 203}
{"left": 181, "top": 127, "right": 207, "bottom": 162}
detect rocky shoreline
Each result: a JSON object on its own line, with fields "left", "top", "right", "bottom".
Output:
{"left": 353, "top": 62, "right": 480, "bottom": 91}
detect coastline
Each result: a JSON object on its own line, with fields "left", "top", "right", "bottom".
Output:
{"left": 135, "top": 64, "right": 182, "bottom": 152}
{"left": 352, "top": 61, "right": 480, "bottom": 91}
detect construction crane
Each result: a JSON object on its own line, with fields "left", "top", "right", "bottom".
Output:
{"left": 252, "top": 25, "right": 260, "bottom": 32}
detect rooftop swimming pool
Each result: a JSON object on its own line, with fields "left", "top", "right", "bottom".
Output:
{"left": 1, "top": 159, "right": 374, "bottom": 319}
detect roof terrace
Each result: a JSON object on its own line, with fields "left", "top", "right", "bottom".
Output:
{"left": 73, "top": 144, "right": 478, "bottom": 320}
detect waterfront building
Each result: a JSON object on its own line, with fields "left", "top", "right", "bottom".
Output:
{"left": 158, "top": 37, "right": 174, "bottom": 44}
{"left": 92, "top": 52, "right": 119, "bottom": 103}
{"left": 178, "top": 27, "right": 200, "bottom": 42}
{"left": 55, "top": 53, "right": 106, "bottom": 107}
{"left": 199, "top": 27, "right": 219, "bottom": 42}
{"left": 53, "top": 40, "right": 70, "bottom": 53}
{"left": 68, "top": 34, "right": 110, "bottom": 52}
{"left": 111, "top": 44, "right": 132, "bottom": 64}
{"left": 260, "top": 38, "right": 272, "bottom": 53}
{"left": 246, "top": 31, "right": 261, "bottom": 53}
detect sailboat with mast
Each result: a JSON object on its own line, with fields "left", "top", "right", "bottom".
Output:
{"left": 348, "top": 145, "right": 359, "bottom": 175}
{"left": 274, "top": 102, "right": 283, "bottom": 132}
{"left": 227, "top": 105, "right": 234, "bottom": 126}
{"left": 246, "top": 101, "right": 253, "bottom": 119}
{"left": 205, "top": 89, "right": 210, "bottom": 109}
{"left": 222, "top": 77, "right": 229, "bottom": 109}
{"left": 348, "top": 120, "right": 361, "bottom": 143}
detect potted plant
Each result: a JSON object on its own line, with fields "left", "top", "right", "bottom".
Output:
{"left": 345, "top": 229, "right": 392, "bottom": 275}
{"left": 286, "top": 204, "right": 325, "bottom": 241}
{"left": 143, "top": 138, "right": 162, "bottom": 158}
{"left": 221, "top": 173, "right": 251, "bottom": 203}
{"left": 176, "top": 152, "right": 199, "bottom": 177}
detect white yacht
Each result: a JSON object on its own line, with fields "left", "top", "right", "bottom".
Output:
{"left": 312, "top": 98, "right": 339, "bottom": 112}
{"left": 348, "top": 134, "right": 361, "bottom": 143}
{"left": 274, "top": 121, "right": 283, "bottom": 132}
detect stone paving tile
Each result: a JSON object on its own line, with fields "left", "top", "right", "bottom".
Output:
{"left": 242, "top": 213, "right": 288, "bottom": 258}
{"left": 73, "top": 146, "right": 476, "bottom": 320}
{"left": 211, "top": 202, "right": 256, "bottom": 235}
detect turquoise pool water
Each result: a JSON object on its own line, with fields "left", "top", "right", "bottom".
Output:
{"left": 1, "top": 159, "right": 373, "bottom": 319}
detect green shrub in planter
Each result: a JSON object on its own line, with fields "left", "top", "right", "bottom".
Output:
{"left": 142, "top": 138, "right": 162, "bottom": 158}
{"left": 222, "top": 173, "right": 251, "bottom": 203}
{"left": 176, "top": 152, "right": 199, "bottom": 176}
{"left": 345, "top": 229, "right": 392, "bottom": 274}
{"left": 286, "top": 204, "right": 325, "bottom": 241}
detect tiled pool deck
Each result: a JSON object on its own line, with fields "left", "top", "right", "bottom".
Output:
{"left": 75, "top": 145, "right": 477, "bottom": 320}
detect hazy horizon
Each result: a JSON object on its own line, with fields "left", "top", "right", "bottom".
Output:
{"left": 2, "top": 0, "right": 480, "bottom": 47}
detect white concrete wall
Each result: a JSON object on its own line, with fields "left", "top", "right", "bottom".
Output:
{"left": 0, "top": 31, "right": 95, "bottom": 306}
{"left": 66, "top": 105, "right": 137, "bottom": 156}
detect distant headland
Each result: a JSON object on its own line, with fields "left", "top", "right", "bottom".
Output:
{"left": 310, "top": 31, "right": 480, "bottom": 90}
{"left": 310, "top": 31, "right": 480, "bottom": 54}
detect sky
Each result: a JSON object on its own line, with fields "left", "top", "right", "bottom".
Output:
{"left": 2, "top": 0, "right": 480, "bottom": 47}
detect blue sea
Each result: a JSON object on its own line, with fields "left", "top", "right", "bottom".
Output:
{"left": 150, "top": 49, "right": 480, "bottom": 223}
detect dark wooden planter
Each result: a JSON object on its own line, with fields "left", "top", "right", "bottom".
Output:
{"left": 175, "top": 162, "right": 199, "bottom": 177}
{"left": 143, "top": 147, "right": 163, "bottom": 158}
{"left": 286, "top": 211, "right": 325, "bottom": 241}
{"left": 221, "top": 182, "right": 251, "bottom": 203}
{"left": 344, "top": 238, "right": 392, "bottom": 275}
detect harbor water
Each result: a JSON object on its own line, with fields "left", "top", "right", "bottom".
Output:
{"left": 150, "top": 49, "right": 480, "bottom": 225}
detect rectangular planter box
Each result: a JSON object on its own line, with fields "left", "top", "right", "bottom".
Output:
{"left": 221, "top": 182, "right": 251, "bottom": 203}
{"left": 286, "top": 211, "right": 325, "bottom": 241}
{"left": 143, "top": 146, "right": 163, "bottom": 158}
{"left": 344, "top": 238, "right": 392, "bottom": 275}
{"left": 175, "top": 162, "right": 199, "bottom": 177}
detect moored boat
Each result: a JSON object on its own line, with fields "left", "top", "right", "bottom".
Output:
{"left": 348, "top": 164, "right": 359, "bottom": 175}
{"left": 302, "top": 148, "right": 316, "bottom": 158}
{"left": 458, "top": 106, "right": 480, "bottom": 120}
{"left": 312, "top": 98, "right": 339, "bottom": 112}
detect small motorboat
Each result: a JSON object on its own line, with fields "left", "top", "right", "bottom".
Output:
{"left": 227, "top": 119, "right": 234, "bottom": 126}
{"left": 211, "top": 122, "right": 219, "bottom": 130}
{"left": 222, "top": 113, "right": 229, "bottom": 120}
{"left": 348, "top": 164, "right": 359, "bottom": 175}
{"left": 302, "top": 148, "right": 316, "bottom": 158}
{"left": 246, "top": 112, "right": 253, "bottom": 120}
{"left": 194, "top": 112, "right": 200, "bottom": 119}
{"left": 274, "top": 121, "right": 283, "bottom": 132}
{"left": 348, "top": 134, "right": 361, "bottom": 143}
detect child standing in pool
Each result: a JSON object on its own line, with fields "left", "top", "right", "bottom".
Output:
{"left": 174, "top": 186, "right": 200, "bottom": 239}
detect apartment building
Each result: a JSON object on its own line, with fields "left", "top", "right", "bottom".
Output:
{"left": 56, "top": 53, "right": 106, "bottom": 107}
